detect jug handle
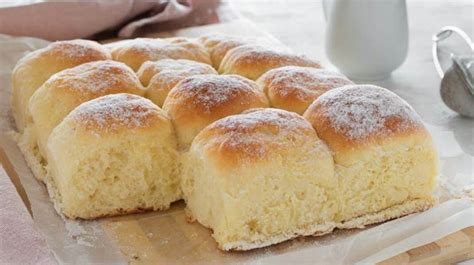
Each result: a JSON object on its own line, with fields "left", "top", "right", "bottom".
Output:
{"left": 432, "top": 26, "right": 473, "bottom": 78}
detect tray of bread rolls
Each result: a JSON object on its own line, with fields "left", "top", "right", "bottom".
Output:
{"left": 0, "top": 19, "right": 472, "bottom": 264}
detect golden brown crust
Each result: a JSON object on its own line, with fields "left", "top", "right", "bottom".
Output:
{"left": 192, "top": 108, "right": 319, "bottom": 167}
{"left": 303, "top": 85, "right": 428, "bottom": 152}
{"left": 11, "top": 39, "right": 111, "bottom": 132}
{"left": 29, "top": 39, "right": 111, "bottom": 66}
{"left": 35, "top": 60, "right": 145, "bottom": 102}
{"left": 137, "top": 59, "right": 215, "bottom": 86}
{"left": 162, "top": 75, "right": 269, "bottom": 148}
{"left": 212, "top": 40, "right": 247, "bottom": 69}
{"left": 198, "top": 34, "right": 249, "bottom": 68}
{"left": 165, "top": 37, "right": 212, "bottom": 65}
{"left": 219, "top": 45, "right": 321, "bottom": 80}
{"left": 136, "top": 59, "right": 217, "bottom": 106}
{"left": 109, "top": 38, "right": 211, "bottom": 71}
{"left": 67, "top": 93, "right": 169, "bottom": 134}
{"left": 198, "top": 34, "right": 233, "bottom": 50}
{"left": 257, "top": 66, "right": 353, "bottom": 114}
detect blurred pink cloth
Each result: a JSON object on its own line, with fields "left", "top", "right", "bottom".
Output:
{"left": 0, "top": 166, "right": 55, "bottom": 265}
{"left": 0, "top": 0, "right": 193, "bottom": 40}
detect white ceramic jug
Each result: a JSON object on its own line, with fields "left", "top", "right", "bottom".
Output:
{"left": 323, "top": 0, "right": 409, "bottom": 80}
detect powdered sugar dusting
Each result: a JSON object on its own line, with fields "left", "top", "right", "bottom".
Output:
{"left": 315, "top": 85, "right": 423, "bottom": 140}
{"left": 139, "top": 59, "right": 216, "bottom": 86}
{"left": 51, "top": 39, "right": 109, "bottom": 59}
{"left": 48, "top": 60, "right": 142, "bottom": 94}
{"left": 170, "top": 75, "right": 259, "bottom": 113}
{"left": 109, "top": 38, "right": 209, "bottom": 68}
{"left": 144, "top": 59, "right": 213, "bottom": 73}
{"left": 203, "top": 108, "right": 313, "bottom": 158}
{"left": 225, "top": 45, "right": 320, "bottom": 68}
{"left": 70, "top": 93, "right": 160, "bottom": 132}
{"left": 264, "top": 66, "right": 353, "bottom": 101}
{"left": 217, "top": 108, "right": 310, "bottom": 132}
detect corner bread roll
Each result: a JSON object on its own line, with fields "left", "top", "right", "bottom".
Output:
{"left": 20, "top": 61, "right": 145, "bottom": 182}
{"left": 219, "top": 44, "right": 321, "bottom": 80}
{"left": 108, "top": 37, "right": 211, "bottom": 71}
{"left": 28, "top": 60, "right": 145, "bottom": 161}
{"left": 303, "top": 85, "right": 438, "bottom": 226}
{"left": 11, "top": 40, "right": 111, "bottom": 132}
{"left": 47, "top": 94, "right": 180, "bottom": 219}
{"left": 181, "top": 108, "right": 336, "bottom": 250}
{"left": 162, "top": 74, "right": 269, "bottom": 150}
{"left": 137, "top": 59, "right": 217, "bottom": 106}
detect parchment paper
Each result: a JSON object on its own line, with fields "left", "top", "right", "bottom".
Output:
{"left": 0, "top": 19, "right": 473, "bottom": 265}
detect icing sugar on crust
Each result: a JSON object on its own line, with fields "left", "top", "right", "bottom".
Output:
{"left": 307, "top": 85, "right": 424, "bottom": 141}
{"left": 219, "top": 44, "right": 321, "bottom": 79}
{"left": 69, "top": 93, "right": 165, "bottom": 133}
{"left": 165, "top": 37, "right": 211, "bottom": 64}
{"left": 44, "top": 60, "right": 144, "bottom": 97}
{"left": 164, "top": 75, "right": 267, "bottom": 114}
{"left": 45, "top": 39, "right": 111, "bottom": 61}
{"left": 198, "top": 34, "right": 251, "bottom": 68}
{"left": 138, "top": 59, "right": 216, "bottom": 87}
{"left": 260, "top": 66, "right": 353, "bottom": 102}
{"left": 109, "top": 38, "right": 210, "bottom": 70}
{"left": 194, "top": 108, "right": 316, "bottom": 161}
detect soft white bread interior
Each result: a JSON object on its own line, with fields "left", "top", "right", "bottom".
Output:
{"left": 162, "top": 74, "right": 269, "bottom": 150}
{"left": 303, "top": 85, "right": 438, "bottom": 224}
{"left": 11, "top": 39, "right": 111, "bottom": 132}
{"left": 46, "top": 94, "right": 180, "bottom": 219}
{"left": 19, "top": 60, "right": 145, "bottom": 182}
{"left": 257, "top": 66, "right": 353, "bottom": 114}
{"left": 137, "top": 59, "right": 217, "bottom": 106}
{"left": 181, "top": 108, "right": 336, "bottom": 250}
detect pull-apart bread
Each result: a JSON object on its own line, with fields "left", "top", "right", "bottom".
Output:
{"left": 11, "top": 35, "right": 438, "bottom": 250}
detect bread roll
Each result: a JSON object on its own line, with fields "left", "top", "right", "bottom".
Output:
{"left": 108, "top": 38, "right": 211, "bottom": 71}
{"left": 166, "top": 37, "right": 212, "bottom": 65}
{"left": 46, "top": 94, "right": 180, "bottom": 219}
{"left": 303, "top": 85, "right": 438, "bottom": 225}
{"left": 219, "top": 45, "right": 321, "bottom": 80}
{"left": 162, "top": 74, "right": 269, "bottom": 149}
{"left": 198, "top": 34, "right": 249, "bottom": 68}
{"left": 199, "top": 35, "right": 290, "bottom": 69}
{"left": 22, "top": 61, "right": 145, "bottom": 181}
{"left": 181, "top": 108, "right": 336, "bottom": 250}
{"left": 257, "top": 66, "right": 353, "bottom": 114}
{"left": 11, "top": 40, "right": 111, "bottom": 132}
{"left": 137, "top": 59, "right": 217, "bottom": 106}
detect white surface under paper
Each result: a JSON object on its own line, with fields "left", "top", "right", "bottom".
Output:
{"left": 0, "top": 19, "right": 473, "bottom": 265}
